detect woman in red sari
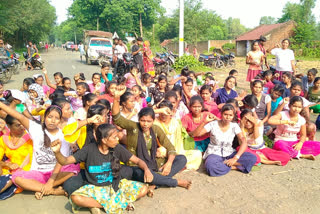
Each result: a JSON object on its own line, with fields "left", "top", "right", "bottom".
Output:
{"left": 143, "top": 41, "right": 155, "bottom": 77}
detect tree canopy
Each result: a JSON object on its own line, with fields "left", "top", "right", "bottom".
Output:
{"left": 0, "top": 0, "right": 56, "bottom": 47}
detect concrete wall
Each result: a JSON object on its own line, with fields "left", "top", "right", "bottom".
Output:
{"left": 236, "top": 41, "right": 247, "bottom": 56}
{"left": 165, "top": 40, "right": 235, "bottom": 54}
{"left": 209, "top": 40, "right": 235, "bottom": 49}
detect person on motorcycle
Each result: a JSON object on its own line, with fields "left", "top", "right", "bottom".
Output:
{"left": 25, "top": 41, "right": 38, "bottom": 70}
{"left": 132, "top": 37, "right": 144, "bottom": 74}
{"left": 0, "top": 39, "right": 10, "bottom": 58}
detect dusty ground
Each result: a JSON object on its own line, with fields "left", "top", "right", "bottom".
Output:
{"left": 1, "top": 49, "right": 320, "bottom": 214}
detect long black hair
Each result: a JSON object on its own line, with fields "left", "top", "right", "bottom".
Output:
{"left": 82, "top": 93, "right": 97, "bottom": 108}
{"left": 96, "top": 123, "right": 120, "bottom": 179}
{"left": 43, "top": 106, "right": 62, "bottom": 148}
{"left": 85, "top": 105, "right": 107, "bottom": 146}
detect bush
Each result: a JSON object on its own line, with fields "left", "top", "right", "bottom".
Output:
{"left": 222, "top": 43, "right": 235, "bottom": 50}
{"left": 291, "top": 41, "right": 320, "bottom": 58}
{"left": 209, "top": 46, "right": 215, "bottom": 52}
{"left": 173, "top": 55, "right": 209, "bottom": 72}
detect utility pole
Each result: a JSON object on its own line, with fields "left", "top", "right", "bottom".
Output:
{"left": 179, "top": 0, "right": 184, "bottom": 57}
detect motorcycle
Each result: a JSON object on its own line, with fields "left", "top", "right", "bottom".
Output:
{"left": 220, "top": 52, "right": 235, "bottom": 67}
{"left": 198, "top": 54, "right": 215, "bottom": 66}
{"left": 23, "top": 52, "right": 44, "bottom": 70}
{"left": 0, "top": 56, "right": 14, "bottom": 83}
{"left": 153, "top": 47, "right": 176, "bottom": 76}
{"left": 112, "top": 53, "right": 134, "bottom": 80}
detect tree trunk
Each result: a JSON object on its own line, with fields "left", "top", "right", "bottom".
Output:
{"left": 97, "top": 17, "right": 99, "bottom": 31}
{"left": 139, "top": 13, "right": 143, "bottom": 37}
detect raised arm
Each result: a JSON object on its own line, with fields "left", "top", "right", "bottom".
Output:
{"left": 0, "top": 101, "right": 29, "bottom": 130}
{"left": 42, "top": 68, "right": 57, "bottom": 89}
{"left": 112, "top": 85, "right": 127, "bottom": 116}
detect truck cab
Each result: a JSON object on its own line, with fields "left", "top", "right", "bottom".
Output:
{"left": 84, "top": 30, "right": 113, "bottom": 65}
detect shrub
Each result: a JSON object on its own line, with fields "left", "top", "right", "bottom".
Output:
{"left": 209, "top": 46, "right": 215, "bottom": 52}
{"left": 173, "top": 55, "right": 209, "bottom": 72}
{"left": 222, "top": 43, "right": 236, "bottom": 50}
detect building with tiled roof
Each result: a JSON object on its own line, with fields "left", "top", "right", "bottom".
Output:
{"left": 235, "top": 21, "right": 296, "bottom": 56}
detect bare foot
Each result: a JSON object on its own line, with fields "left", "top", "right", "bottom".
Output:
{"left": 35, "top": 192, "right": 43, "bottom": 200}
{"left": 147, "top": 185, "right": 156, "bottom": 198}
{"left": 275, "top": 161, "right": 282, "bottom": 166}
{"left": 126, "top": 203, "right": 135, "bottom": 211}
{"left": 52, "top": 186, "right": 66, "bottom": 196}
{"left": 301, "top": 154, "right": 315, "bottom": 160}
{"left": 89, "top": 207, "right": 101, "bottom": 214}
{"left": 177, "top": 180, "right": 192, "bottom": 190}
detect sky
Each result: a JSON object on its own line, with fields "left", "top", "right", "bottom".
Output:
{"left": 51, "top": 0, "right": 320, "bottom": 28}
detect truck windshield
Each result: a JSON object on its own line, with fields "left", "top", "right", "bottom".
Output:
{"left": 90, "top": 40, "right": 112, "bottom": 47}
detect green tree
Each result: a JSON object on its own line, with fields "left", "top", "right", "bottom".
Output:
{"left": 278, "top": 0, "right": 316, "bottom": 44}
{"left": 0, "top": 0, "right": 56, "bottom": 47}
{"left": 259, "top": 16, "right": 277, "bottom": 25}
{"left": 225, "top": 18, "right": 247, "bottom": 39}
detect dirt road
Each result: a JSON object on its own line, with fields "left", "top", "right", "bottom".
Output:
{"left": 1, "top": 49, "right": 320, "bottom": 214}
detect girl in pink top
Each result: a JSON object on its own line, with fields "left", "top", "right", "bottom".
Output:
{"left": 181, "top": 96, "right": 213, "bottom": 152}
{"left": 200, "top": 85, "right": 219, "bottom": 116}
{"left": 34, "top": 74, "right": 50, "bottom": 97}
{"left": 131, "top": 85, "right": 147, "bottom": 112}
{"left": 246, "top": 40, "right": 264, "bottom": 82}
{"left": 268, "top": 96, "right": 320, "bottom": 160}
{"left": 88, "top": 73, "right": 105, "bottom": 96}
{"left": 124, "top": 67, "right": 138, "bottom": 89}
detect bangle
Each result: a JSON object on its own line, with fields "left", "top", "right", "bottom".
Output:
{"left": 234, "top": 155, "right": 240, "bottom": 159}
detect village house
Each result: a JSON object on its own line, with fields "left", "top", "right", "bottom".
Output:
{"left": 235, "top": 21, "right": 296, "bottom": 56}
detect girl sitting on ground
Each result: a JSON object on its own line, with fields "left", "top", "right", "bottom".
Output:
{"left": 33, "top": 74, "right": 50, "bottom": 97}
{"left": 88, "top": 73, "right": 105, "bottom": 96}
{"left": 131, "top": 85, "right": 147, "bottom": 112}
{"left": 240, "top": 109, "right": 291, "bottom": 166}
{"left": 98, "top": 81, "right": 117, "bottom": 104}
{"left": 0, "top": 103, "right": 80, "bottom": 200}
{"left": 43, "top": 69, "right": 63, "bottom": 94}
{"left": 269, "top": 96, "right": 320, "bottom": 160}
{"left": 214, "top": 76, "right": 244, "bottom": 105}
{"left": 182, "top": 96, "right": 212, "bottom": 153}
{"left": 65, "top": 82, "right": 90, "bottom": 111}
{"left": 51, "top": 123, "right": 154, "bottom": 214}
{"left": 154, "top": 100, "right": 202, "bottom": 170}
{"left": 274, "top": 81, "right": 316, "bottom": 140}
{"left": 192, "top": 104, "right": 257, "bottom": 177}
{"left": 112, "top": 86, "right": 191, "bottom": 190}
{"left": 74, "top": 93, "right": 98, "bottom": 121}
{"left": 306, "top": 77, "right": 320, "bottom": 113}
{"left": 124, "top": 66, "right": 139, "bottom": 89}
{"left": 200, "top": 84, "right": 219, "bottom": 116}
{"left": 0, "top": 115, "right": 33, "bottom": 200}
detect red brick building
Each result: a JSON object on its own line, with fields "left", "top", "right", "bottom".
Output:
{"left": 235, "top": 21, "right": 296, "bottom": 56}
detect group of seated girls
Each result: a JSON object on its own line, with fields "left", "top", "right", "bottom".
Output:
{"left": 0, "top": 65, "right": 320, "bottom": 214}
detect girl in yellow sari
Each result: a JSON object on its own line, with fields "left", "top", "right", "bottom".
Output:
{"left": 143, "top": 41, "right": 155, "bottom": 77}
{"left": 154, "top": 100, "right": 202, "bottom": 170}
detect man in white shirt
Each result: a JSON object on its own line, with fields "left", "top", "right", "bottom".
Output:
{"left": 114, "top": 38, "right": 127, "bottom": 60}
